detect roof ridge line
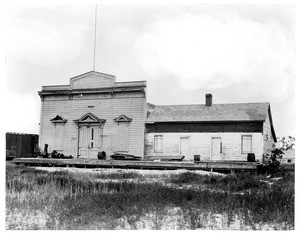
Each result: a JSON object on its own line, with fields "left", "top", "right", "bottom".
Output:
{"left": 154, "top": 102, "right": 270, "bottom": 106}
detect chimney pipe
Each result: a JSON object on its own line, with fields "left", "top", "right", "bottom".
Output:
{"left": 205, "top": 94, "right": 212, "bottom": 106}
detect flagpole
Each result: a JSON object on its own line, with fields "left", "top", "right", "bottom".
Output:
{"left": 93, "top": 4, "right": 98, "bottom": 71}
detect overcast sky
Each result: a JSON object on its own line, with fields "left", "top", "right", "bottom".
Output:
{"left": 3, "top": 4, "right": 295, "bottom": 138}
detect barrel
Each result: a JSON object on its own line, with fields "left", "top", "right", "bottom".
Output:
{"left": 247, "top": 153, "right": 255, "bottom": 162}
{"left": 97, "top": 151, "right": 106, "bottom": 160}
{"left": 194, "top": 155, "right": 201, "bottom": 162}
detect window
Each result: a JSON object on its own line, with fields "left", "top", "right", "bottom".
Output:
{"left": 54, "top": 124, "right": 64, "bottom": 150}
{"left": 117, "top": 123, "right": 129, "bottom": 152}
{"left": 154, "top": 135, "right": 163, "bottom": 152}
{"left": 91, "top": 128, "right": 94, "bottom": 148}
{"left": 51, "top": 115, "right": 67, "bottom": 151}
{"left": 114, "top": 115, "right": 132, "bottom": 152}
{"left": 241, "top": 135, "right": 252, "bottom": 154}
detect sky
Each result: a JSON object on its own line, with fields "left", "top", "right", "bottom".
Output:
{"left": 2, "top": 3, "right": 296, "bottom": 138}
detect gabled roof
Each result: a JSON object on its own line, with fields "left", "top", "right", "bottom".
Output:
{"left": 146, "top": 102, "right": 270, "bottom": 123}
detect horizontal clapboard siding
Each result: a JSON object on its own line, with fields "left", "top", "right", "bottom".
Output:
{"left": 39, "top": 95, "right": 146, "bottom": 158}
{"left": 263, "top": 109, "right": 275, "bottom": 154}
{"left": 145, "top": 132, "right": 264, "bottom": 161}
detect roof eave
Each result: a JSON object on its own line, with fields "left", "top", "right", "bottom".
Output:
{"left": 145, "top": 120, "right": 265, "bottom": 124}
{"left": 267, "top": 104, "right": 277, "bottom": 142}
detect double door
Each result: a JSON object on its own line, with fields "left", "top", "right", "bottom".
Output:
{"left": 78, "top": 126, "right": 102, "bottom": 159}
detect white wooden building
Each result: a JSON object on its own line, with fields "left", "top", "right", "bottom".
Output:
{"left": 281, "top": 149, "right": 295, "bottom": 164}
{"left": 38, "top": 71, "right": 147, "bottom": 158}
{"left": 38, "top": 73, "right": 276, "bottom": 161}
{"left": 145, "top": 94, "right": 277, "bottom": 162}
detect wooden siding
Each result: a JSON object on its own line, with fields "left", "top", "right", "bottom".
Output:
{"left": 70, "top": 72, "right": 115, "bottom": 89}
{"left": 71, "top": 75, "right": 114, "bottom": 89}
{"left": 263, "top": 109, "right": 275, "bottom": 154}
{"left": 146, "top": 121, "right": 263, "bottom": 133}
{"left": 145, "top": 132, "right": 264, "bottom": 161}
{"left": 39, "top": 93, "right": 146, "bottom": 158}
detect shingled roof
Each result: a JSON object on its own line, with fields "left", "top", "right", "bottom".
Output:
{"left": 146, "top": 102, "right": 271, "bottom": 123}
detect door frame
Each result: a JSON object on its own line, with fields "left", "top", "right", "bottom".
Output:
{"left": 77, "top": 125, "right": 103, "bottom": 158}
{"left": 179, "top": 136, "right": 190, "bottom": 158}
{"left": 210, "top": 136, "right": 222, "bottom": 160}
{"left": 74, "top": 113, "right": 106, "bottom": 158}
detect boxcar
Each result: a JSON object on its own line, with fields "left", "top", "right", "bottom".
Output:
{"left": 6, "top": 132, "right": 39, "bottom": 160}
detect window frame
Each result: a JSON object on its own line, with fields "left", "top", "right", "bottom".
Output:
{"left": 241, "top": 135, "right": 252, "bottom": 154}
{"left": 53, "top": 123, "right": 65, "bottom": 151}
{"left": 154, "top": 135, "right": 163, "bottom": 153}
{"left": 117, "top": 122, "right": 129, "bottom": 152}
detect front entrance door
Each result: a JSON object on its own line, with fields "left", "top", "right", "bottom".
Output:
{"left": 78, "top": 126, "right": 102, "bottom": 158}
{"left": 211, "top": 137, "right": 222, "bottom": 160}
{"left": 180, "top": 137, "right": 190, "bottom": 159}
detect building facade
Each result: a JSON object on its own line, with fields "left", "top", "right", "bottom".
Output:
{"left": 145, "top": 94, "right": 276, "bottom": 162}
{"left": 38, "top": 71, "right": 147, "bottom": 158}
{"left": 38, "top": 73, "right": 276, "bottom": 161}
{"left": 281, "top": 149, "right": 295, "bottom": 164}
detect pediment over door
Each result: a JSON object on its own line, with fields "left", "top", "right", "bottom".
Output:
{"left": 74, "top": 113, "right": 106, "bottom": 127}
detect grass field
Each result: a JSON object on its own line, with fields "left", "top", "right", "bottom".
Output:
{"left": 6, "top": 161, "right": 294, "bottom": 230}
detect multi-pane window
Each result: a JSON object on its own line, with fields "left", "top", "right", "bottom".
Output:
{"left": 241, "top": 135, "right": 252, "bottom": 154}
{"left": 154, "top": 135, "right": 163, "bottom": 152}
